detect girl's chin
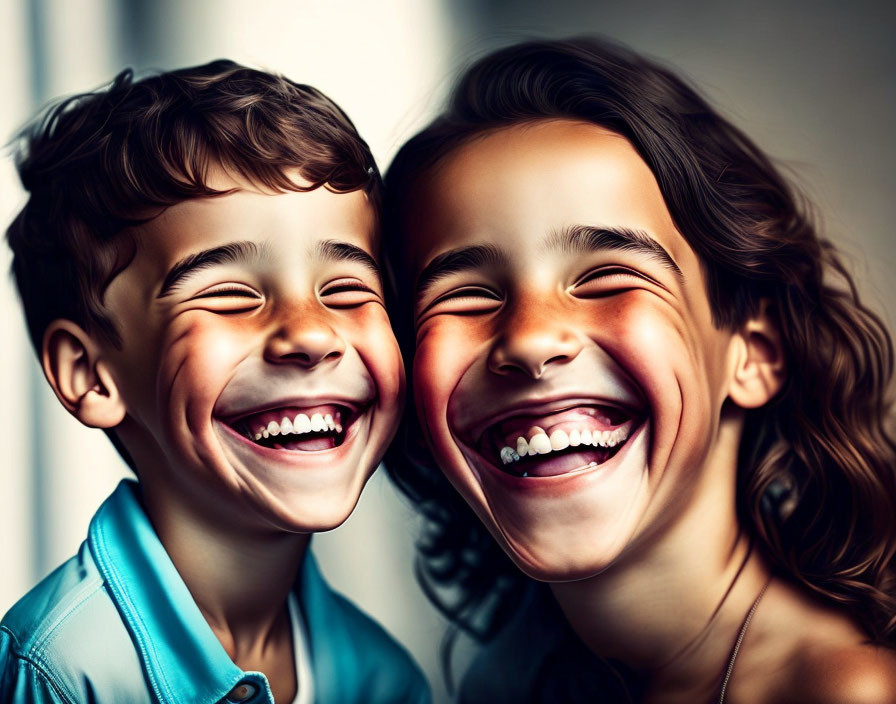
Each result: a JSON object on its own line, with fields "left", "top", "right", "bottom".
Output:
{"left": 504, "top": 544, "right": 621, "bottom": 583}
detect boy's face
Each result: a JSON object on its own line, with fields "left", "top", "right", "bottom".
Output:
{"left": 403, "top": 120, "right": 741, "bottom": 580}
{"left": 101, "top": 170, "right": 404, "bottom": 533}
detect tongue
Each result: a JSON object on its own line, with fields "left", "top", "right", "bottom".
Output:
{"left": 520, "top": 447, "right": 613, "bottom": 477}
{"left": 275, "top": 436, "right": 335, "bottom": 451}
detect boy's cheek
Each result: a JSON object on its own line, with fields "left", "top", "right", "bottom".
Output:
{"left": 342, "top": 310, "right": 405, "bottom": 397}
{"left": 160, "top": 318, "right": 248, "bottom": 379}
{"left": 150, "top": 320, "right": 256, "bottom": 431}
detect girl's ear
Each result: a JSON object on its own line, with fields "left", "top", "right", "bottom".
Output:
{"left": 41, "top": 320, "right": 126, "bottom": 428}
{"left": 728, "top": 300, "right": 786, "bottom": 409}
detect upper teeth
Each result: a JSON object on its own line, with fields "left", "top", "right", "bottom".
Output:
{"left": 500, "top": 426, "right": 630, "bottom": 465}
{"left": 254, "top": 413, "right": 339, "bottom": 441}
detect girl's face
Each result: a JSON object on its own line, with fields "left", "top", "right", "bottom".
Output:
{"left": 401, "top": 120, "right": 746, "bottom": 580}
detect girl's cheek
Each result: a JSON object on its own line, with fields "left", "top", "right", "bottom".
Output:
{"left": 412, "top": 342, "right": 444, "bottom": 401}
{"left": 414, "top": 323, "right": 474, "bottom": 391}
{"left": 592, "top": 294, "right": 672, "bottom": 346}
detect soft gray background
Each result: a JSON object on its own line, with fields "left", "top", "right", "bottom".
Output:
{"left": 1, "top": 2, "right": 893, "bottom": 702}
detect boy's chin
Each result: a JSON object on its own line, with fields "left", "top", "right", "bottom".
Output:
{"left": 140, "top": 404, "right": 389, "bottom": 531}
{"left": 208, "top": 414, "right": 383, "bottom": 533}
{"left": 256, "top": 480, "right": 371, "bottom": 534}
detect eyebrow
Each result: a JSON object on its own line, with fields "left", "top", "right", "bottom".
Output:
{"left": 414, "top": 244, "right": 506, "bottom": 302}
{"left": 414, "top": 225, "right": 682, "bottom": 301}
{"left": 157, "top": 238, "right": 381, "bottom": 298}
{"left": 157, "top": 240, "right": 263, "bottom": 297}
{"left": 545, "top": 225, "right": 683, "bottom": 278}
{"left": 317, "top": 239, "right": 381, "bottom": 277}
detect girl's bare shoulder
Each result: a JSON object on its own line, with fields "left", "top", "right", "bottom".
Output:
{"left": 741, "top": 579, "right": 896, "bottom": 703}
{"left": 762, "top": 582, "right": 895, "bottom": 703}
{"left": 775, "top": 641, "right": 896, "bottom": 704}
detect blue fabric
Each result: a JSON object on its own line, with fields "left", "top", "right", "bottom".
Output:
{"left": 0, "top": 480, "right": 429, "bottom": 704}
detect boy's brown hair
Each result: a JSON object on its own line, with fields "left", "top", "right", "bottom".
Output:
{"left": 7, "top": 59, "right": 380, "bottom": 353}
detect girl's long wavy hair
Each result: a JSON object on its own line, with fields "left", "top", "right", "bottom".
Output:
{"left": 383, "top": 37, "right": 896, "bottom": 691}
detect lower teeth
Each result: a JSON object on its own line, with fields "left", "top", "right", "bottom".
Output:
{"left": 248, "top": 430, "right": 342, "bottom": 450}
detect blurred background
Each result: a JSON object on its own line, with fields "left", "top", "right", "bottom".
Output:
{"left": 1, "top": 1, "right": 893, "bottom": 702}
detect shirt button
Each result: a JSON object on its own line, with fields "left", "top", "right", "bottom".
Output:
{"left": 227, "top": 682, "right": 258, "bottom": 702}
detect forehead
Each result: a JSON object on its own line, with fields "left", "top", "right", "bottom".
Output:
{"left": 138, "top": 175, "right": 377, "bottom": 264}
{"left": 403, "top": 119, "right": 691, "bottom": 271}
{"left": 103, "top": 171, "right": 378, "bottom": 308}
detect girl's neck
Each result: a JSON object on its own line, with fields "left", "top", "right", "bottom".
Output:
{"left": 551, "top": 461, "right": 772, "bottom": 697}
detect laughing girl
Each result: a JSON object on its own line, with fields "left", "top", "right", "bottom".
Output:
{"left": 384, "top": 38, "right": 896, "bottom": 703}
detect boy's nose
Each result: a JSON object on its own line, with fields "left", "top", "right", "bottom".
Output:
{"left": 264, "top": 314, "right": 346, "bottom": 368}
{"left": 487, "top": 304, "right": 583, "bottom": 379}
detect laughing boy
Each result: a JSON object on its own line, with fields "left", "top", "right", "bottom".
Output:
{"left": 0, "top": 61, "right": 428, "bottom": 704}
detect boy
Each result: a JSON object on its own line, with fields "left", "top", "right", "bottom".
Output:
{"left": 384, "top": 39, "right": 896, "bottom": 701}
{"left": 1, "top": 60, "right": 428, "bottom": 703}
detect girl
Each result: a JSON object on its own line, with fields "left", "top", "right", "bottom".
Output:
{"left": 384, "top": 38, "right": 896, "bottom": 702}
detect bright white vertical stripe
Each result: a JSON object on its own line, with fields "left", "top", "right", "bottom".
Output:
{"left": 32, "top": 0, "right": 131, "bottom": 581}
{"left": 0, "top": 0, "right": 34, "bottom": 616}
{"left": 5, "top": 0, "right": 130, "bottom": 593}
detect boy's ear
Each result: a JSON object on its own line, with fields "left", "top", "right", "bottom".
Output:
{"left": 727, "top": 300, "right": 786, "bottom": 409}
{"left": 42, "top": 320, "right": 126, "bottom": 428}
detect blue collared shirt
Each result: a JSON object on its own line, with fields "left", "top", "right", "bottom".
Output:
{"left": 0, "top": 480, "right": 429, "bottom": 704}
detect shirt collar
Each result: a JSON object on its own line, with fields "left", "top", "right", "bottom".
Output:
{"left": 88, "top": 479, "right": 328, "bottom": 704}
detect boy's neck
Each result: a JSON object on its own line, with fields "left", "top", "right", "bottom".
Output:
{"left": 138, "top": 479, "right": 309, "bottom": 658}
{"left": 550, "top": 410, "right": 772, "bottom": 696}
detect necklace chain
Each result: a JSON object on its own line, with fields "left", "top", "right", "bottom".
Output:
{"left": 717, "top": 577, "right": 771, "bottom": 704}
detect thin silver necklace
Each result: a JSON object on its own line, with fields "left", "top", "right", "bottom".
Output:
{"left": 717, "top": 577, "right": 771, "bottom": 704}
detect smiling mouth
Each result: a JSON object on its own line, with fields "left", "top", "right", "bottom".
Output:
{"left": 224, "top": 403, "right": 361, "bottom": 452}
{"left": 476, "top": 403, "right": 645, "bottom": 478}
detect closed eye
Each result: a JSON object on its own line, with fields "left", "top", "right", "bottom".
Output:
{"left": 418, "top": 286, "right": 503, "bottom": 319}
{"left": 572, "top": 266, "right": 653, "bottom": 296}
{"left": 320, "top": 278, "right": 382, "bottom": 308}
{"left": 193, "top": 286, "right": 259, "bottom": 299}
{"left": 190, "top": 284, "right": 263, "bottom": 313}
